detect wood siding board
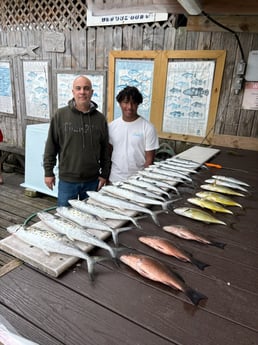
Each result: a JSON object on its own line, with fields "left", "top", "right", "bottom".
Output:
{"left": 212, "top": 33, "right": 237, "bottom": 135}
{"left": 197, "top": 31, "right": 212, "bottom": 50}
{"left": 132, "top": 25, "right": 143, "bottom": 50}
{"left": 163, "top": 26, "right": 176, "bottom": 50}
{"left": 87, "top": 28, "right": 96, "bottom": 70}
{"left": 152, "top": 26, "right": 165, "bottom": 50}
{"left": 96, "top": 27, "right": 105, "bottom": 70}
{"left": 185, "top": 31, "right": 199, "bottom": 50}
{"left": 112, "top": 26, "right": 123, "bottom": 51}
{"left": 143, "top": 25, "right": 154, "bottom": 50}
{"left": 174, "top": 26, "right": 187, "bottom": 50}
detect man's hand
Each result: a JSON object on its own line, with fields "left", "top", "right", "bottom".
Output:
{"left": 45, "top": 176, "right": 55, "bottom": 190}
{"left": 97, "top": 177, "right": 106, "bottom": 191}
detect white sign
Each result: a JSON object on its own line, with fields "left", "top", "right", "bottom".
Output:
{"left": 87, "top": 9, "right": 168, "bottom": 26}
{"left": 242, "top": 82, "right": 258, "bottom": 110}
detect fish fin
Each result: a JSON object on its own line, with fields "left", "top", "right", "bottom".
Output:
{"left": 86, "top": 255, "right": 111, "bottom": 281}
{"left": 190, "top": 257, "right": 210, "bottom": 271}
{"left": 211, "top": 241, "right": 226, "bottom": 249}
{"left": 185, "top": 287, "right": 207, "bottom": 306}
{"left": 113, "top": 226, "right": 134, "bottom": 246}
{"left": 163, "top": 198, "right": 182, "bottom": 211}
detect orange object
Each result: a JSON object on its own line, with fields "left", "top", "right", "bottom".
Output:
{"left": 205, "top": 163, "right": 222, "bottom": 169}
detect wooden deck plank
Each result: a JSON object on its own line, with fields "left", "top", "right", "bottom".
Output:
{"left": 0, "top": 267, "right": 176, "bottom": 345}
{"left": 0, "top": 146, "right": 257, "bottom": 345}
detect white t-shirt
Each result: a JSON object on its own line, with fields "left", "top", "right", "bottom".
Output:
{"left": 108, "top": 116, "right": 159, "bottom": 183}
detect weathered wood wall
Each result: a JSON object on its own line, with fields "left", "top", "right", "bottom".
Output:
{"left": 0, "top": 1, "right": 257, "bottom": 151}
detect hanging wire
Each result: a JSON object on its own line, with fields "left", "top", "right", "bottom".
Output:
{"left": 201, "top": 11, "right": 245, "bottom": 62}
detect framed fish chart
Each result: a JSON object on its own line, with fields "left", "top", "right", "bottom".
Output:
{"left": 160, "top": 50, "right": 226, "bottom": 144}
{"left": 108, "top": 50, "right": 226, "bottom": 145}
{"left": 53, "top": 70, "right": 106, "bottom": 114}
{"left": 107, "top": 50, "right": 162, "bottom": 122}
{"left": 0, "top": 61, "right": 15, "bottom": 116}
{"left": 22, "top": 60, "right": 51, "bottom": 120}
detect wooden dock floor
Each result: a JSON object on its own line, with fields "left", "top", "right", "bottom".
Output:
{"left": 0, "top": 146, "right": 258, "bottom": 345}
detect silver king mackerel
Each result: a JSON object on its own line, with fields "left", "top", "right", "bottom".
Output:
{"left": 87, "top": 191, "right": 163, "bottom": 226}
{"left": 37, "top": 211, "right": 121, "bottom": 258}
{"left": 7, "top": 224, "right": 106, "bottom": 280}
{"left": 101, "top": 185, "right": 177, "bottom": 211}
{"left": 55, "top": 206, "right": 132, "bottom": 246}
{"left": 68, "top": 199, "right": 141, "bottom": 229}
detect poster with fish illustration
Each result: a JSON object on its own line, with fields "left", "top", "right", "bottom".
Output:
{"left": 23, "top": 60, "right": 50, "bottom": 119}
{"left": 114, "top": 59, "right": 154, "bottom": 120}
{"left": 0, "top": 61, "right": 13, "bottom": 114}
{"left": 56, "top": 72, "right": 105, "bottom": 112}
{"left": 162, "top": 60, "right": 215, "bottom": 137}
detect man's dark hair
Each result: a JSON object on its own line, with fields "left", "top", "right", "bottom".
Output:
{"left": 116, "top": 86, "right": 143, "bottom": 105}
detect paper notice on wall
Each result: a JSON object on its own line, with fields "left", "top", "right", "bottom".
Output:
{"left": 242, "top": 82, "right": 258, "bottom": 110}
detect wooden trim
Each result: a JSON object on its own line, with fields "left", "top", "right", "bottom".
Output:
{"left": 187, "top": 15, "right": 258, "bottom": 33}
{"left": 211, "top": 134, "right": 258, "bottom": 151}
{"left": 108, "top": 49, "right": 226, "bottom": 146}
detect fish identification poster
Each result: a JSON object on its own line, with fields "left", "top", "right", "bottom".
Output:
{"left": 162, "top": 60, "right": 215, "bottom": 137}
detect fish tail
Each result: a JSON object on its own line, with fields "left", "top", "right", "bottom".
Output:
{"left": 211, "top": 241, "right": 226, "bottom": 249}
{"left": 163, "top": 198, "right": 182, "bottom": 210}
{"left": 113, "top": 226, "right": 134, "bottom": 246}
{"left": 185, "top": 286, "right": 207, "bottom": 306}
{"left": 150, "top": 211, "right": 161, "bottom": 226}
{"left": 130, "top": 218, "right": 142, "bottom": 229}
{"left": 190, "top": 257, "right": 210, "bottom": 271}
{"left": 86, "top": 256, "right": 110, "bottom": 280}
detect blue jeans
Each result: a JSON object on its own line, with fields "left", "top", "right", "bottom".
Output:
{"left": 57, "top": 179, "right": 99, "bottom": 206}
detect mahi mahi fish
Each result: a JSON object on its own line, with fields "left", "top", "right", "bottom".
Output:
{"left": 196, "top": 191, "right": 243, "bottom": 208}
{"left": 138, "top": 235, "right": 209, "bottom": 270}
{"left": 205, "top": 178, "right": 248, "bottom": 193}
{"left": 101, "top": 185, "right": 176, "bottom": 211}
{"left": 173, "top": 207, "right": 226, "bottom": 225}
{"left": 56, "top": 207, "right": 132, "bottom": 246}
{"left": 37, "top": 211, "right": 119, "bottom": 258}
{"left": 87, "top": 191, "right": 161, "bottom": 226}
{"left": 187, "top": 197, "right": 233, "bottom": 214}
{"left": 162, "top": 224, "right": 226, "bottom": 248}
{"left": 7, "top": 224, "right": 106, "bottom": 280}
{"left": 212, "top": 175, "right": 250, "bottom": 187}
{"left": 120, "top": 253, "right": 207, "bottom": 305}
{"left": 200, "top": 184, "right": 245, "bottom": 197}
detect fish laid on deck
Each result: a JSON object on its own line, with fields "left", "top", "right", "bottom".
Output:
{"left": 120, "top": 253, "right": 207, "bottom": 305}
{"left": 138, "top": 235, "right": 209, "bottom": 270}
{"left": 6, "top": 224, "right": 106, "bottom": 280}
{"left": 196, "top": 191, "right": 243, "bottom": 208}
{"left": 115, "top": 181, "right": 167, "bottom": 202}
{"left": 212, "top": 175, "right": 250, "bottom": 187}
{"left": 134, "top": 175, "right": 180, "bottom": 195}
{"left": 154, "top": 161, "right": 198, "bottom": 174}
{"left": 87, "top": 191, "right": 162, "bottom": 226}
{"left": 37, "top": 211, "right": 120, "bottom": 259}
{"left": 200, "top": 184, "right": 245, "bottom": 197}
{"left": 69, "top": 199, "right": 141, "bottom": 229}
{"left": 205, "top": 178, "right": 248, "bottom": 193}
{"left": 127, "top": 177, "right": 171, "bottom": 198}
{"left": 187, "top": 197, "right": 233, "bottom": 214}
{"left": 56, "top": 207, "right": 132, "bottom": 246}
{"left": 173, "top": 207, "right": 226, "bottom": 225}
{"left": 162, "top": 224, "right": 226, "bottom": 248}
{"left": 101, "top": 185, "right": 176, "bottom": 211}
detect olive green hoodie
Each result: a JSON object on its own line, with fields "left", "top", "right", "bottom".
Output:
{"left": 43, "top": 99, "right": 110, "bottom": 182}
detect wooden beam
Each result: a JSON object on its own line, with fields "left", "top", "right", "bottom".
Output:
{"left": 187, "top": 15, "right": 258, "bottom": 33}
{"left": 211, "top": 134, "right": 258, "bottom": 151}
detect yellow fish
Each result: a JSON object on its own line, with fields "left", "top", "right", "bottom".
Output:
{"left": 187, "top": 197, "right": 233, "bottom": 214}
{"left": 200, "top": 184, "right": 245, "bottom": 197}
{"left": 174, "top": 207, "right": 226, "bottom": 225}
